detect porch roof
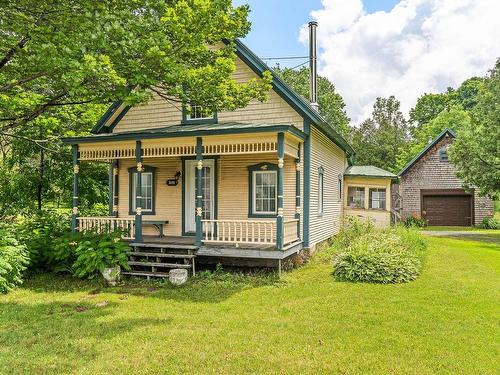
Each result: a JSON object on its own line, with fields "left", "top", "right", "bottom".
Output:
{"left": 62, "top": 122, "right": 306, "bottom": 145}
{"left": 344, "top": 165, "right": 397, "bottom": 179}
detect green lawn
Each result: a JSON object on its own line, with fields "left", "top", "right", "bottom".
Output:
{"left": 1, "top": 234, "right": 499, "bottom": 374}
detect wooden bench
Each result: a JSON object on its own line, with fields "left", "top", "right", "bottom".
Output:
{"left": 143, "top": 220, "right": 169, "bottom": 237}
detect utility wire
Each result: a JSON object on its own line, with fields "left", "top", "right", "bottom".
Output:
{"left": 262, "top": 56, "right": 309, "bottom": 60}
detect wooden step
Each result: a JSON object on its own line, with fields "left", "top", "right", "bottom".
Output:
{"left": 128, "top": 261, "right": 191, "bottom": 268}
{"left": 128, "top": 252, "right": 195, "bottom": 259}
{"left": 130, "top": 242, "right": 198, "bottom": 250}
{"left": 122, "top": 271, "right": 169, "bottom": 278}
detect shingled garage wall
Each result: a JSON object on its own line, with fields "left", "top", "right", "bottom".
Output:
{"left": 400, "top": 136, "right": 494, "bottom": 225}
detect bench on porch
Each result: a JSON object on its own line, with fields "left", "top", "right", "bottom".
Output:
{"left": 142, "top": 220, "right": 169, "bottom": 238}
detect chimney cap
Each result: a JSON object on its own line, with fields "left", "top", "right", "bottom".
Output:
{"left": 309, "top": 21, "right": 318, "bottom": 26}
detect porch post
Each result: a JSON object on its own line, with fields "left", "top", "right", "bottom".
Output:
{"left": 276, "top": 132, "right": 285, "bottom": 250}
{"left": 71, "top": 145, "right": 80, "bottom": 233}
{"left": 295, "top": 143, "right": 301, "bottom": 239}
{"left": 195, "top": 137, "right": 203, "bottom": 247}
{"left": 135, "top": 140, "right": 143, "bottom": 242}
{"left": 112, "top": 160, "right": 119, "bottom": 217}
{"left": 108, "top": 162, "right": 113, "bottom": 216}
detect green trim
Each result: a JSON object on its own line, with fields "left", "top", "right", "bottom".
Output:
{"left": 63, "top": 123, "right": 306, "bottom": 144}
{"left": 195, "top": 137, "right": 203, "bottom": 246}
{"left": 230, "top": 39, "right": 354, "bottom": 158}
{"left": 91, "top": 101, "right": 123, "bottom": 134}
{"left": 134, "top": 140, "right": 143, "bottom": 241}
{"left": 112, "top": 160, "right": 119, "bottom": 217}
{"left": 108, "top": 163, "right": 113, "bottom": 216}
{"left": 276, "top": 133, "right": 285, "bottom": 250}
{"left": 302, "top": 120, "right": 311, "bottom": 247}
{"left": 128, "top": 165, "right": 156, "bottom": 216}
{"left": 107, "top": 105, "right": 131, "bottom": 133}
{"left": 181, "top": 104, "right": 218, "bottom": 125}
{"left": 71, "top": 145, "right": 79, "bottom": 233}
{"left": 247, "top": 162, "right": 279, "bottom": 219}
{"left": 295, "top": 143, "right": 301, "bottom": 239}
{"left": 398, "top": 128, "right": 456, "bottom": 176}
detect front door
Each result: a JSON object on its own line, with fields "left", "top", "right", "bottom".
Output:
{"left": 184, "top": 159, "right": 215, "bottom": 233}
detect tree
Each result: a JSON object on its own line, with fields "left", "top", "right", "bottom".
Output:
{"left": 0, "top": 0, "right": 272, "bottom": 215}
{"left": 275, "top": 67, "right": 350, "bottom": 137}
{"left": 350, "top": 96, "right": 410, "bottom": 172}
{"left": 449, "top": 60, "right": 500, "bottom": 199}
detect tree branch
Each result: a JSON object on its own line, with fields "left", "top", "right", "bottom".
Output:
{"left": 0, "top": 132, "right": 61, "bottom": 153}
{"left": 0, "top": 36, "right": 30, "bottom": 70}
{"left": 0, "top": 72, "right": 46, "bottom": 91}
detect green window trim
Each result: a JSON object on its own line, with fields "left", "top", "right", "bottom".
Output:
{"left": 338, "top": 173, "right": 343, "bottom": 202}
{"left": 181, "top": 103, "right": 218, "bottom": 125}
{"left": 248, "top": 162, "right": 279, "bottom": 218}
{"left": 128, "top": 165, "right": 156, "bottom": 215}
{"left": 318, "top": 166, "right": 324, "bottom": 216}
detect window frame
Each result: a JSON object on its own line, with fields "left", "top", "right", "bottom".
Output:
{"left": 438, "top": 147, "right": 449, "bottom": 162}
{"left": 128, "top": 166, "right": 156, "bottom": 215}
{"left": 347, "top": 186, "right": 365, "bottom": 209}
{"left": 181, "top": 103, "right": 217, "bottom": 125}
{"left": 369, "top": 188, "right": 387, "bottom": 210}
{"left": 318, "top": 167, "right": 324, "bottom": 215}
{"left": 338, "top": 174, "right": 343, "bottom": 202}
{"left": 248, "top": 163, "right": 278, "bottom": 218}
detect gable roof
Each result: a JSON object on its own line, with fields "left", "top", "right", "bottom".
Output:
{"left": 398, "top": 128, "right": 456, "bottom": 176}
{"left": 345, "top": 165, "right": 397, "bottom": 179}
{"left": 90, "top": 39, "right": 354, "bottom": 158}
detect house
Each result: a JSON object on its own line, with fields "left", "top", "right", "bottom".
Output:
{"left": 343, "top": 166, "right": 397, "bottom": 227}
{"left": 398, "top": 128, "right": 494, "bottom": 226}
{"left": 62, "top": 24, "right": 356, "bottom": 275}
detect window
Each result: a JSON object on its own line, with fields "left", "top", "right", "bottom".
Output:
{"left": 129, "top": 167, "right": 155, "bottom": 215}
{"left": 318, "top": 167, "right": 324, "bottom": 214}
{"left": 248, "top": 163, "right": 278, "bottom": 217}
{"left": 347, "top": 187, "right": 365, "bottom": 208}
{"left": 182, "top": 103, "right": 217, "bottom": 124}
{"left": 439, "top": 147, "right": 448, "bottom": 162}
{"left": 369, "top": 188, "right": 386, "bottom": 210}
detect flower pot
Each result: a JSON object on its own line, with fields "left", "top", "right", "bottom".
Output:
{"left": 102, "top": 266, "right": 121, "bottom": 286}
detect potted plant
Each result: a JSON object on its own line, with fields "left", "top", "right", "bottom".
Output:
{"left": 73, "top": 230, "right": 131, "bottom": 285}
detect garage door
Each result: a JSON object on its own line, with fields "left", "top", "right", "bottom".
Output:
{"left": 422, "top": 195, "right": 472, "bottom": 226}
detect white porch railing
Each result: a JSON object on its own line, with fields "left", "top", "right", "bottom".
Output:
{"left": 202, "top": 219, "right": 276, "bottom": 245}
{"left": 283, "top": 219, "right": 300, "bottom": 246}
{"left": 78, "top": 217, "right": 135, "bottom": 239}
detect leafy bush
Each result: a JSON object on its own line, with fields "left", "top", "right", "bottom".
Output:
{"left": 72, "top": 231, "right": 131, "bottom": 279}
{"left": 402, "top": 215, "right": 428, "bottom": 228}
{"left": 332, "top": 219, "right": 427, "bottom": 283}
{"left": 479, "top": 217, "right": 500, "bottom": 229}
{"left": 15, "top": 210, "right": 71, "bottom": 272}
{"left": 0, "top": 228, "right": 29, "bottom": 293}
{"left": 335, "top": 216, "right": 375, "bottom": 249}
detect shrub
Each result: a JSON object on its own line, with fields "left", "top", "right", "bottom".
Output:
{"left": 335, "top": 216, "right": 375, "bottom": 249}
{"left": 402, "top": 215, "right": 428, "bottom": 228}
{"left": 0, "top": 228, "right": 29, "bottom": 293}
{"left": 332, "top": 226, "right": 426, "bottom": 284}
{"left": 479, "top": 217, "right": 500, "bottom": 229}
{"left": 72, "top": 231, "right": 131, "bottom": 279}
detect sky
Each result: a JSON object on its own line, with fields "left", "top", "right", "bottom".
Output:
{"left": 233, "top": 0, "right": 500, "bottom": 124}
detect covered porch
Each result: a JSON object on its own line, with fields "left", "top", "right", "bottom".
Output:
{"left": 65, "top": 123, "right": 304, "bottom": 254}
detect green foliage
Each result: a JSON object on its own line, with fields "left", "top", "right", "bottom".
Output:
{"left": 332, "top": 218, "right": 427, "bottom": 283}
{"left": 402, "top": 216, "right": 428, "bottom": 228}
{"left": 335, "top": 215, "right": 375, "bottom": 249}
{"left": 449, "top": 59, "right": 500, "bottom": 199}
{"left": 479, "top": 217, "right": 500, "bottom": 230}
{"left": 72, "top": 231, "right": 131, "bottom": 279}
{"left": 350, "top": 96, "right": 411, "bottom": 173}
{"left": 15, "top": 210, "right": 71, "bottom": 272}
{"left": 275, "top": 66, "right": 351, "bottom": 137}
{"left": 0, "top": 227, "right": 29, "bottom": 293}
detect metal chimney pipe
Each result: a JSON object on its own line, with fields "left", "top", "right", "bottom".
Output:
{"left": 309, "top": 21, "right": 319, "bottom": 111}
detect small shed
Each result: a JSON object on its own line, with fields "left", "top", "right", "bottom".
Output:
{"left": 343, "top": 166, "right": 397, "bottom": 227}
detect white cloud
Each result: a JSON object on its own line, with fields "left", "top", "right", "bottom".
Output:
{"left": 300, "top": 0, "right": 500, "bottom": 123}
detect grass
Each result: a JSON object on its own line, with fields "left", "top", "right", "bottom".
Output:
{"left": 1, "top": 233, "right": 499, "bottom": 374}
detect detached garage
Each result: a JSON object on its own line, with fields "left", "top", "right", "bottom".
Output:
{"left": 398, "top": 128, "right": 494, "bottom": 226}
{"left": 421, "top": 190, "right": 473, "bottom": 226}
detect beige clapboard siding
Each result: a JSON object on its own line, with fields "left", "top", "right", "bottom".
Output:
{"left": 112, "top": 56, "right": 303, "bottom": 133}
{"left": 116, "top": 154, "right": 298, "bottom": 237}
{"left": 309, "top": 126, "right": 346, "bottom": 247}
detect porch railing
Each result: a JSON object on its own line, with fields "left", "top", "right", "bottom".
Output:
{"left": 202, "top": 219, "right": 276, "bottom": 245}
{"left": 78, "top": 217, "right": 135, "bottom": 239}
{"left": 283, "top": 219, "right": 300, "bottom": 246}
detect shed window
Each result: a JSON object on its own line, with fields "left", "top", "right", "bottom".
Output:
{"left": 439, "top": 147, "right": 448, "bottom": 162}
{"left": 129, "top": 166, "right": 155, "bottom": 215}
{"left": 369, "top": 188, "right": 386, "bottom": 210}
{"left": 347, "top": 187, "right": 365, "bottom": 208}
{"left": 318, "top": 167, "right": 324, "bottom": 214}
